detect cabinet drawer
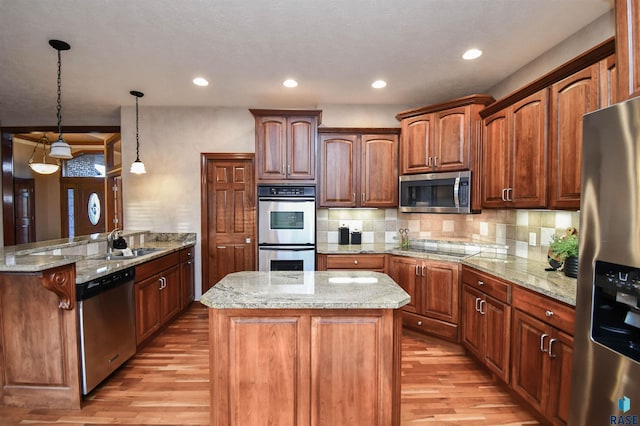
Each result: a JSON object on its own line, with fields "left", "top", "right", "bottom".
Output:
{"left": 325, "top": 254, "right": 385, "bottom": 270}
{"left": 512, "top": 286, "right": 575, "bottom": 335}
{"left": 135, "top": 251, "right": 180, "bottom": 282}
{"left": 402, "top": 311, "right": 458, "bottom": 342}
{"left": 461, "top": 266, "right": 511, "bottom": 303}
{"left": 180, "top": 246, "right": 195, "bottom": 262}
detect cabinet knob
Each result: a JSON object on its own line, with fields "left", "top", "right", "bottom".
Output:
{"left": 417, "top": 321, "right": 423, "bottom": 326}
{"left": 545, "top": 310, "right": 554, "bottom": 317}
{"left": 354, "top": 260, "right": 359, "bottom": 265}
{"left": 478, "top": 280, "right": 484, "bottom": 286}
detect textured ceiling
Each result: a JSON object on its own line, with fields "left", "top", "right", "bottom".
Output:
{"left": 0, "top": 0, "right": 613, "bottom": 126}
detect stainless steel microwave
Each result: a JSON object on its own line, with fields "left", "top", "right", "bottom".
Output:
{"left": 399, "top": 170, "right": 471, "bottom": 214}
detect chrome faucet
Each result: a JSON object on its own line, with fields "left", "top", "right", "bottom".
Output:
{"left": 107, "top": 227, "right": 120, "bottom": 258}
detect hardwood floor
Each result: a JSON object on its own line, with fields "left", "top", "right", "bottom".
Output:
{"left": 0, "top": 304, "right": 538, "bottom": 425}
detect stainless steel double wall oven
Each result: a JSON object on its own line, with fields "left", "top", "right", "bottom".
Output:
{"left": 257, "top": 185, "right": 316, "bottom": 271}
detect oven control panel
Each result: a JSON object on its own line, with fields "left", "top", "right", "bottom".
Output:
{"left": 258, "top": 185, "right": 316, "bottom": 197}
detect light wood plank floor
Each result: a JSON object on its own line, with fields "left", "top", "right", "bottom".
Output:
{"left": 0, "top": 304, "right": 538, "bottom": 425}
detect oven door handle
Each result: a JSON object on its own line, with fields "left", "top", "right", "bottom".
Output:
{"left": 258, "top": 197, "right": 316, "bottom": 203}
{"left": 259, "top": 246, "right": 315, "bottom": 251}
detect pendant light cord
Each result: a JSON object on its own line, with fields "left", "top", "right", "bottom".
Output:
{"left": 135, "top": 95, "right": 140, "bottom": 161}
{"left": 56, "top": 48, "right": 63, "bottom": 140}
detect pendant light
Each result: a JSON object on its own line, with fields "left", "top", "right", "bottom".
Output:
{"left": 28, "top": 133, "right": 60, "bottom": 175}
{"left": 48, "top": 40, "right": 73, "bottom": 159}
{"left": 129, "top": 90, "right": 146, "bottom": 174}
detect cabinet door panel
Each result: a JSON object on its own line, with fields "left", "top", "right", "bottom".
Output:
{"left": 434, "top": 107, "right": 469, "bottom": 171}
{"left": 361, "top": 134, "right": 398, "bottom": 207}
{"left": 401, "top": 114, "right": 432, "bottom": 174}
{"left": 461, "top": 285, "right": 484, "bottom": 358}
{"left": 287, "top": 117, "right": 316, "bottom": 180}
{"left": 160, "top": 265, "right": 181, "bottom": 323}
{"left": 422, "top": 262, "right": 459, "bottom": 323}
{"left": 549, "top": 65, "right": 599, "bottom": 210}
{"left": 484, "top": 296, "right": 510, "bottom": 382}
{"left": 387, "top": 256, "right": 420, "bottom": 313}
{"left": 615, "top": 0, "right": 640, "bottom": 101}
{"left": 510, "top": 90, "right": 548, "bottom": 208}
{"left": 600, "top": 54, "right": 617, "bottom": 107}
{"left": 135, "top": 276, "right": 161, "bottom": 344}
{"left": 481, "top": 110, "right": 510, "bottom": 208}
{"left": 511, "top": 310, "right": 549, "bottom": 412}
{"left": 546, "top": 330, "right": 573, "bottom": 426}
{"left": 319, "top": 135, "right": 358, "bottom": 207}
{"left": 255, "top": 117, "right": 286, "bottom": 180}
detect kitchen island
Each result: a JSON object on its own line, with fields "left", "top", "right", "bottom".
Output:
{"left": 200, "top": 270, "right": 410, "bottom": 426}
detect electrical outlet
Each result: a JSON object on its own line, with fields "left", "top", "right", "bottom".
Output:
{"left": 529, "top": 232, "right": 537, "bottom": 246}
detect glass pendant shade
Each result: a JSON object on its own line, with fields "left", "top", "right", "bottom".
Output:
{"left": 29, "top": 134, "right": 60, "bottom": 175}
{"left": 130, "top": 159, "right": 146, "bottom": 174}
{"left": 50, "top": 137, "right": 73, "bottom": 159}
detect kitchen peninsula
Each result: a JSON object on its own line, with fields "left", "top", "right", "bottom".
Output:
{"left": 200, "top": 270, "right": 409, "bottom": 426}
{"left": 0, "top": 231, "right": 196, "bottom": 409}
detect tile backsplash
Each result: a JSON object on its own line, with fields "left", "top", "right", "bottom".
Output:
{"left": 317, "top": 208, "right": 580, "bottom": 262}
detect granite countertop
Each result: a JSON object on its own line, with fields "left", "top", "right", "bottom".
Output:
{"left": 200, "top": 271, "right": 411, "bottom": 309}
{"left": 316, "top": 241, "right": 577, "bottom": 306}
{"left": 0, "top": 232, "right": 197, "bottom": 284}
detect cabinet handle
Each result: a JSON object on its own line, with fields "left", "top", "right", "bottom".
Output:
{"left": 475, "top": 297, "right": 481, "bottom": 312}
{"left": 287, "top": 164, "right": 291, "bottom": 175}
{"left": 354, "top": 260, "right": 359, "bottom": 265}
{"left": 159, "top": 277, "right": 165, "bottom": 290}
{"left": 545, "top": 310, "right": 554, "bottom": 317}
{"left": 479, "top": 299, "right": 486, "bottom": 315}
{"left": 417, "top": 320, "right": 423, "bottom": 326}
{"left": 352, "top": 193, "right": 356, "bottom": 203}
{"left": 217, "top": 246, "right": 227, "bottom": 249}
{"left": 427, "top": 156, "right": 432, "bottom": 167}
{"left": 421, "top": 265, "right": 426, "bottom": 276}
{"left": 477, "top": 280, "right": 484, "bottom": 286}
{"left": 507, "top": 187, "right": 513, "bottom": 202}
{"left": 540, "top": 333, "right": 549, "bottom": 352}
{"left": 415, "top": 265, "right": 419, "bottom": 276}
{"left": 282, "top": 164, "right": 285, "bottom": 175}
{"left": 361, "top": 192, "right": 365, "bottom": 203}
{"left": 501, "top": 188, "right": 507, "bottom": 201}
{"left": 548, "top": 338, "right": 558, "bottom": 358}
{"left": 434, "top": 156, "right": 438, "bottom": 167}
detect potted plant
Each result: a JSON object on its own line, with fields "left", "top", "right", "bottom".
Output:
{"left": 548, "top": 231, "right": 579, "bottom": 278}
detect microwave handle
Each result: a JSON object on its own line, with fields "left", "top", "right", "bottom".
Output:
{"left": 453, "top": 177, "right": 460, "bottom": 208}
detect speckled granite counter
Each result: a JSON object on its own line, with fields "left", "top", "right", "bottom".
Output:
{"left": 0, "top": 232, "right": 196, "bottom": 283}
{"left": 462, "top": 254, "right": 577, "bottom": 306}
{"left": 200, "top": 271, "right": 410, "bottom": 309}
{"left": 316, "top": 241, "right": 577, "bottom": 306}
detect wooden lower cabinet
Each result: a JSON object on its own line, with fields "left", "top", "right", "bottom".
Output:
{"left": 511, "top": 286, "right": 575, "bottom": 426}
{"left": 388, "top": 255, "right": 460, "bottom": 341}
{"left": 0, "top": 265, "right": 81, "bottom": 409}
{"left": 461, "top": 266, "right": 512, "bottom": 383}
{"left": 208, "top": 308, "right": 401, "bottom": 426}
{"left": 134, "top": 252, "right": 182, "bottom": 346}
{"left": 316, "top": 253, "right": 386, "bottom": 272}
{"left": 180, "top": 246, "right": 195, "bottom": 309}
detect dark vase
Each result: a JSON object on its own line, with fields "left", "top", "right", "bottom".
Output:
{"left": 564, "top": 256, "right": 579, "bottom": 278}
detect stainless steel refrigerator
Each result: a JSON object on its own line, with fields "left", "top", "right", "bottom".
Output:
{"left": 570, "top": 96, "right": 640, "bottom": 424}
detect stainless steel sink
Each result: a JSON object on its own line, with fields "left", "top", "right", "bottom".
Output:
{"left": 101, "top": 247, "right": 162, "bottom": 260}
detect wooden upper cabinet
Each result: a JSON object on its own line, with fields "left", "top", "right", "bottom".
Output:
{"left": 481, "top": 109, "right": 510, "bottom": 208}
{"left": 396, "top": 95, "right": 494, "bottom": 175}
{"left": 400, "top": 114, "right": 433, "bottom": 173}
{"left": 319, "top": 134, "right": 358, "bottom": 207}
{"left": 250, "top": 109, "right": 321, "bottom": 182}
{"left": 549, "top": 65, "right": 600, "bottom": 210}
{"left": 600, "top": 54, "right": 617, "bottom": 107}
{"left": 615, "top": 0, "right": 640, "bottom": 101}
{"left": 510, "top": 90, "right": 548, "bottom": 208}
{"left": 361, "top": 134, "right": 398, "bottom": 207}
{"left": 480, "top": 90, "right": 548, "bottom": 209}
{"left": 318, "top": 129, "right": 399, "bottom": 208}
{"left": 434, "top": 106, "right": 470, "bottom": 171}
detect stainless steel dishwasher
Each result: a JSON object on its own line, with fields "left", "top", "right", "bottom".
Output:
{"left": 77, "top": 267, "right": 136, "bottom": 395}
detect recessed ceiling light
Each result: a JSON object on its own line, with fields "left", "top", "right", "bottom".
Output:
{"left": 193, "top": 77, "right": 209, "bottom": 87}
{"left": 372, "top": 79, "right": 387, "bottom": 89}
{"left": 283, "top": 79, "right": 298, "bottom": 88}
{"left": 462, "top": 49, "right": 483, "bottom": 60}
